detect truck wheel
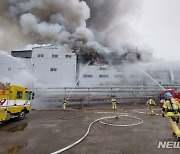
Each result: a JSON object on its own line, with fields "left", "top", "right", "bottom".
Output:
{"left": 18, "top": 110, "right": 26, "bottom": 120}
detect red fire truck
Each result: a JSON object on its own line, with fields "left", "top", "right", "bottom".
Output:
{"left": 159, "top": 89, "right": 180, "bottom": 107}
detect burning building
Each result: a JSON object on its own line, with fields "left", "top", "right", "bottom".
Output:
{"left": 0, "top": 44, "right": 179, "bottom": 88}
{"left": 0, "top": 1, "right": 179, "bottom": 88}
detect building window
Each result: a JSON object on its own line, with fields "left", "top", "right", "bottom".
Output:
{"left": 52, "top": 54, "right": 58, "bottom": 58}
{"left": 16, "top": 91, "right": 23, "bottom": 99}
{"left": 65, "top": 55, "right": 71, "bottom": 58}
{"left": 8, "top": 68, "right": 11, "bottom": 71}
{"left": 83, "top": 75, "right": 93, "bottom": 78}
{"left": 50, "top": 68, "right": 57, "bottom": 72}
{"left": 99, "top": 75, "right": 109, "bottom": 78}
{"left": 37, "top": 54, "right": 44, "bottom": 57}
{"left": 114, "top": 75, "right": 124, "bottom": 78}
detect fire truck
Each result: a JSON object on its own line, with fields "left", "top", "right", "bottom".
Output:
{"left": 0, "top": 83, "right": 34, "bottom": 122}
{"left": 159, "top": 89, "right": 180, "bottom": 107}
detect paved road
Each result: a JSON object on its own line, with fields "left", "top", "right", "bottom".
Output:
{"left": 0, "top": 105, "right": 179, "bottom": 154}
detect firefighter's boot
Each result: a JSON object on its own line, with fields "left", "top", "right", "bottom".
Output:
{"left": 62, "top": 103, "right": 66, "bottom": 110}
{"left": 112, "top": 103, "right": 117, "bottom": 110}
{"left": 114, "top": 103, "right": 117, "bottom": 110}
{"left": 149, "top": 106, "right": 155, "bottom": 115}
{"left": 169, "top": 118, "right": 180, "bottom": 138}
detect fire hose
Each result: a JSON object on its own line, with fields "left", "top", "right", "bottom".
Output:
{"left": 51, "top": 114, "right": 143, "bottom": 154}
{"left": 133, "top": 109, "right": 162, "bottom": 116}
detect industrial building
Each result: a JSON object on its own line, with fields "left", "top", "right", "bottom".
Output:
{"left": 0, "top": 44, "right": 180, "bottom": 88}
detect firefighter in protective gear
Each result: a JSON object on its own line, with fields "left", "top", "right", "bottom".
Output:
{"left": 62, "top": 98, "right": 67, "bottom": 110}
{"left": 111, "top": 96, "right": 117, "bottom": 110}
{"left": 146, "top": 98, "right": 156, "bottom": 115}
{"left": 162, "top": 92, "right": 180, "bottom": 140}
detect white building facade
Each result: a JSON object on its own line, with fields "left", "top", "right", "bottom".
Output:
{"left": 30, "top": 46, "right": 77, "bottom": 87}
{"left": 1, "top": 45, "right": 77, "bottom": 88}
{"left": 1, "top": 45, "right": 180, "bottom": 88}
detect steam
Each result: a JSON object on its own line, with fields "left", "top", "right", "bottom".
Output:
{"left": 0, "top": 50, "right": 39, "bottom": 87}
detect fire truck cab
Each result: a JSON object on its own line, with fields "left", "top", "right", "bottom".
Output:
{"left": 159, "top": 89, "right": 180, "bottom": 107}
{"left": 0, "top": 83, "right": 34, "bottom": 122}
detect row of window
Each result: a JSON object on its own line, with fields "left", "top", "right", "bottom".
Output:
{"left": 7, "top": 67, "right": 58, "bottom": 72}
{"left": 6, "top": 68, "right": 133, "bottom": 77}
{"left": 37, "top": 54, "right": 72, "bottom": 58}
{"left": 83, "top": 74, "right": 125, "bottom": 78}
{"left": 16, "top": 91, "right": 31, "bottom": 100}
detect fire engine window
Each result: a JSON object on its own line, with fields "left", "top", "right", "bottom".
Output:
{"left": 26, "top": 92, "right": 31, "bottom": 100}
{"left": 16, "top": 91, "right": 23, "bottom": 99}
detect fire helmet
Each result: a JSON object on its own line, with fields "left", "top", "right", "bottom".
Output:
{"left": 164, "top": 92, "right": 172, "bottom": 98}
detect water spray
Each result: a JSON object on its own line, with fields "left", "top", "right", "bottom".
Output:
{"left": 66, "top": 61, "right": 91, "bottom": 101}
{"left": 134, "top": 65, "right": 165, "bottom": 90}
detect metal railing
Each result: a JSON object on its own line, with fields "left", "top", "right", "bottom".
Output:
{"left": 32, "top": 85, "right": 174, "bottom": 103}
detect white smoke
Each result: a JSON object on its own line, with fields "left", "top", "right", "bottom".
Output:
{"left": 0, "top": 50, "right": 39, "bottom": 88}
{"left": 72, "top": 27, "right": 94, "bottom": 43}
{"left": 87, "top": 41, "right": 111, "bottom": 54}
{"left": 0, "top": 0, "right": 91, "bottom": 50}
{"left": 20, "top": 13, "right": 64, "bottom": 41}
{"left": 84, "top": 0, "right": 142, "bottom": 51}
{"left": 0, "top": 0, "right": 153, "bottom": 63}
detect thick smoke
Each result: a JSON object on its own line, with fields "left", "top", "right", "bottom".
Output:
{"left": 0, "top": 0, "right": 149, "bottom": 63}
{"left": 84, "top": 0, "right": 142, "bottom": 51}
{"left": 0, "top": 0, "right": 91, "bottom": 50}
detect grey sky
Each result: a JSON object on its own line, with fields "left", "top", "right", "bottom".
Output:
{"left": 133, "top": 0, "right": 180, "bottom": 61}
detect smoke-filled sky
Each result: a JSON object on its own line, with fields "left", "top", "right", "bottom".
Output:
{"left": 133, "top": 0, "right": 180, "bottom": 61}
{"left": 0, "top": 0, "right": 142, "bottom": 55}
{"left": 0, "top": 0, "right": 179, "bottom": 61}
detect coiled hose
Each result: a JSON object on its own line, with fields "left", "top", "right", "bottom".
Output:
{"left": 51, "top": 114, "right": 143, "bottom": 154}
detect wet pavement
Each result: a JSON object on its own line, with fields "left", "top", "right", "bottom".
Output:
{"left": 0, "top": 104, "right": 179, "bottom": 154}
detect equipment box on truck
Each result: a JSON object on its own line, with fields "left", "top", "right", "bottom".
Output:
{"left": 0, "top": 83, "right": 34, "bottom": 122}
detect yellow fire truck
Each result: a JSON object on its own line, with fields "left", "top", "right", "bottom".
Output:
{"left": 0, "top": 83, "right": 34, "bottom": 122}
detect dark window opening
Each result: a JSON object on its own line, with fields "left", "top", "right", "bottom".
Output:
{"left": 50, "top": 68, "right": 57, "bottom": 71}
{"left": 83, "top": 75, "right": 93, "bottom": 78}
{"left": 65, "top": 55, "right": 72, "bottom": 58}
{"left": 52, "top": 54, "right": 58, "bottom": 58}
{"left": 99, "top": 75, "right": 109, "bottom": 78}
{"left": 16, "top": 91, "right": 23, "bottom": 99}
{"left": 37, "top": 54, "right": 44, "bottom": 57}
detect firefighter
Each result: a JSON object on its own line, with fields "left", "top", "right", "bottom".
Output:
{"left": 146, "top": 98, "right": 156, "bottom": 115}
{"left": 111, "top": 96, "right": 117, "bottom": 110}
{"left": 162, "top": 92, "right": 180, "bottom": 140}
{"left": 62, "top": 98, "right": 67, "bottom": 110}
